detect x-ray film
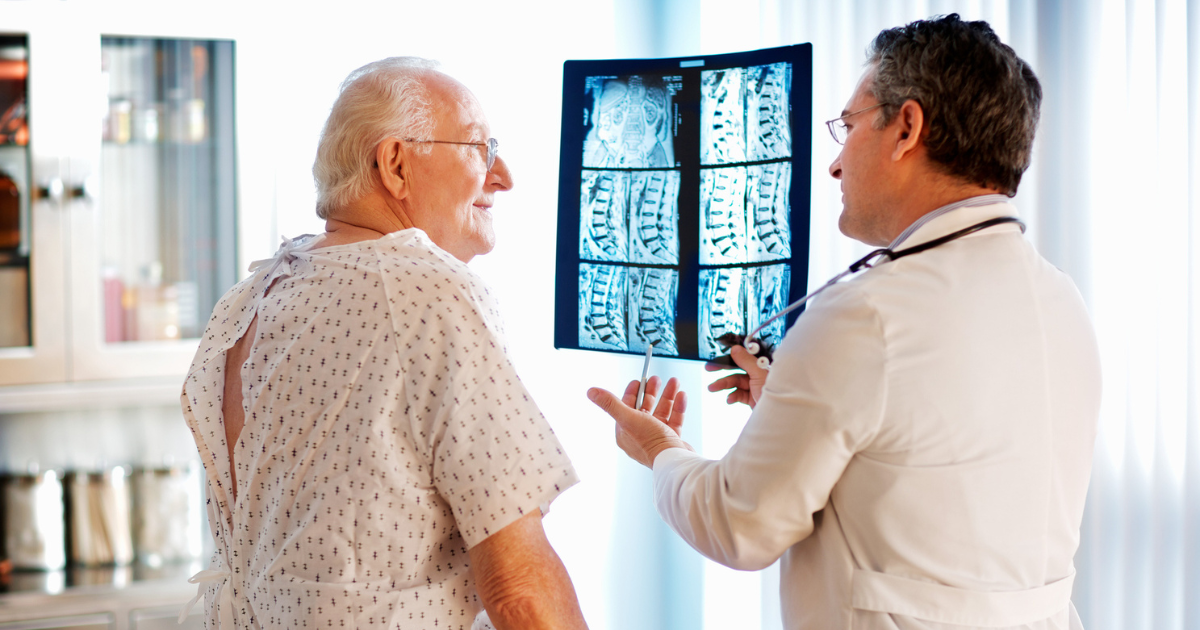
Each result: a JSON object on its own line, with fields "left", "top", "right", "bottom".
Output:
{"left": 746, "top": 264, "right": 791, "bottom": 349}
{"left": 579, "top": 263, "right": 629, "bottom": 350}
{"left": 629, "top": 268, "right": 679, "bottom": 355}
{"left": 580, "top": 171, "right": 630, "bottom": 261}
{"left": 747, "top": 63, "right": 792, "bottom": 161}
{"left": 698, "top": 268, "right": 747, "bottom": 359}
{"left": 747, "top": 162, "right": 791, "bottom": 262}
{"left": 629, "top": 171, "right": 680, "bottom": 264}
{"left": 700, "top": 68, "right": 747, "bottom": 165}
{"left": 557, "top": 44, "right": 812, "bottom": 361}
{"left": 583, "top": 75, "right": 682, "bottom": 169}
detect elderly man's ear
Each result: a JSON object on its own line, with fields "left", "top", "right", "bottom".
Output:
{"left": 376, "top": 138, "right": 410, "bottom": 201}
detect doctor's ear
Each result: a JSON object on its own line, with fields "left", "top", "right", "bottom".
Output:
{"left": 891, "top": 100, "right": 925, "bottom": 161}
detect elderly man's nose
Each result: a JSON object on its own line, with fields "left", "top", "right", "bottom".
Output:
{"left": 490, "top": 155, "right": 514, "bottom": 191}
{"left": 829, "top": 153, "right": 843, "bottom": 179}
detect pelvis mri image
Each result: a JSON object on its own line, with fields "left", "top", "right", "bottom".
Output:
{"left": 701, "top": 63, "right": 792, "bottom": 165}
{"left": 698, "top": 264, "right": 791, "bottom": 359}
{"left": 579, "top": 263, "right": 629, "bottom": 351}
{"left": 583, "top": 74, "right": 681, "bottom": 168}
{"left": 629, "top": 267, "right": 679, "bottom": 355}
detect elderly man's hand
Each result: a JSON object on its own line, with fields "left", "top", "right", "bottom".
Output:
{"left": 705, "top": 344, "right": 769, "bottom": 408}
{"left": 588, "top": 376, "right": 692, "bottom": 468}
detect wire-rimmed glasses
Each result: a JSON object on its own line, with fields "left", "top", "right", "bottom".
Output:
{"left": 824, "top": 102, "right": 888, "bottom": 145}
{"left": 402, "top": 137, "right": 499, "bottom": 170}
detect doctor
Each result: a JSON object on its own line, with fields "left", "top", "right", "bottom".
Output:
{"left": 588, "top": 14, "right": 1100, "bottom": 630}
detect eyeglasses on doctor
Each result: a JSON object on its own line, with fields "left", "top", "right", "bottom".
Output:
{"left": 402, "top": 137, "right": 499, "bottom": 170}
{"left": 824, "top": 102, "right": 889, "bottom": 145}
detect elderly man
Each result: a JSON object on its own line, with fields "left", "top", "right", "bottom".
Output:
{"left": 590, "top": 14, "right": 1100, "bottom": 630}
{"left": 182, "top": 57, "right": 587, "bottom": 629}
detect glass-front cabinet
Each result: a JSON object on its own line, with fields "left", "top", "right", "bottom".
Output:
{"left": 0, "top": 7, "right": 241, "bottom": 388}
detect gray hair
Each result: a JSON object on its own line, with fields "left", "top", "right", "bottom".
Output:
{"left": 867, "top": 14, "right": 1041, "bottom": 196}
{"left": 313, "top": 57, "right": 442, "bottom": 218}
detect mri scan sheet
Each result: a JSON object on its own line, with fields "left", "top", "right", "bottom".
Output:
{"left": 557, "top": 44, "right": 812, "bottom": 360}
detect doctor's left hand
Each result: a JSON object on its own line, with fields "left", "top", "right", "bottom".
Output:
{"left": 588, "top": 376, "right": 693, "bottom": 469}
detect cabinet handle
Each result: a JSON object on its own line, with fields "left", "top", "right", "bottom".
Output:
{"left": 36, "top": 178, "right": 64, "bottom": 202}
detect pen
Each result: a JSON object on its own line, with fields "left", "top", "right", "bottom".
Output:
{"left": 635, "top": 342, "right": 654, "bottom": 409}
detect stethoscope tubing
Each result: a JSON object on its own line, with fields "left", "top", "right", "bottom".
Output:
{"left": 743, "top": 216, "right": 1026, "bottom": 365}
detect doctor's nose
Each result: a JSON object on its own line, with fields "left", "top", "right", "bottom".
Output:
{"left": 829, "top": 153, "right": 843, "bottom": 180}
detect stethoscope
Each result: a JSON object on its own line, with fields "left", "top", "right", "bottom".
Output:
{"left": 731, "top": 216, "right": 1026, "bottom": 370}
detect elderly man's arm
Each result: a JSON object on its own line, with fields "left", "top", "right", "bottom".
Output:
{"left": 468, "top": 511, "right": 588, "bottom": 629}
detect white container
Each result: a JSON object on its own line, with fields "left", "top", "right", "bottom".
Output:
{"left": 2, "top": 469, "right": 66, "bottom": 570}
{"left": 132, "top": 465, "right": 202, "bottom": 566}
{"left": 65, "top": 466, "right": 134, "bottom": 566}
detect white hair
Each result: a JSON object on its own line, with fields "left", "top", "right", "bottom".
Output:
{"left": 312, "top": 56, "right": 442, "bottom": 218}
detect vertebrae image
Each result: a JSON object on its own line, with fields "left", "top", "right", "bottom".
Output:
{"left": 747, "top": 162, "right": 791, "bottom": 260}
{"left": 700, "top": 167, "right": 748, "bottom": 265}
{"left": 701, "top": 63, "right": 791, "bottom": 166}
{"left": 746, "top": 63, "right": 791, "bottom": 161}
{"left": 629, "top": 268, "right": 679, "bottom": 355}
{"left": 700, "top": 68, "right": 746, "bottom": 165}
{"left": 699, "top": 268, "right": 747, "bottom": 358}
{"left": 580, "top": 171, "right": 630, "bottom": 262}
{"left": 698, "top": 264, "right": 790, "bottom": 360}
{"left": 581, "top": 170, "right": 680, "bottom": 265}
{"left": 579, "top": 264, "right": 629, "bottom": 350}
{"left": 583, "top": 74, "right": 681, "bottom": 169}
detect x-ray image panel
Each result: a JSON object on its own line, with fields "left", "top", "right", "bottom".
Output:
{"left": 698, "top": 268, "right": 746, "bottom": 359}
{"left": 580, "top": 171, "right": 630, "bottom": 262}
{"left": 746, "top": 162, "right": 791, "bottom": 262}
{"left": 746, "top": 63, "right": 792, "bottom": 161}
{"left": 579, "top": 264, "right": 629, "bottom": 351}
{"left": 583, "top": 74, "right": 682, "bottom": 168}
{"left": 700, "top": 68, "right": 747, "bottom": 165}
{"left": 700, "top": 167, "right": 748, "bottom": 265}
{"left": 629, "top": 170, "right": 680, "bottom": 265}
{"left": 628, "top": 268, "right": 679, "bottom": 356}
{"left": 746, "top": 265, "right": 791, "bottom": 350}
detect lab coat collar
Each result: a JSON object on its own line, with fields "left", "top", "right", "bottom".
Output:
{"left": 890, "top": 195, "right": 1021, "bottom": 251}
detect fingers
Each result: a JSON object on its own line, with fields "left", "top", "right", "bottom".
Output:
{"left": 707, "top": 373, "right": 749, "bottom": 393}
{"left": 729, "top": 345, "right": 768, "bottom": 377}
{"left": 664, "top": 390, "right": 687, "bottom": 434}
{"left": 704, "top": 360, "right": 736, "bottom": 372}
{"left": 652, "top": 377, "right": 680, "bottom": 421}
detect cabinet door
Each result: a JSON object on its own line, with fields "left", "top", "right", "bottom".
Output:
{"left": 67, "top": 34, "right": 237, "bottom": 381}
{"left": 0, "top": 5, "right": 77, "bottom": 385}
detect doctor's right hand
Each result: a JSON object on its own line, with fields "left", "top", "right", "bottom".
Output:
{"left": 705, "top": 344, "right": 769, "bottom": 408}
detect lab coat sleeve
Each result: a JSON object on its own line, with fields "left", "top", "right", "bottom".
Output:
{"left": 653, "top": 282, "right": 887, "bottom": 570}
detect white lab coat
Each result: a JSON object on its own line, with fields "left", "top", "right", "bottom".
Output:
{"left": 654, "top": 202, "right": 1100, "bottom": 629}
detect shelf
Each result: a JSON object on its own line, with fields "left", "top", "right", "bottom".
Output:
{"left": 0, "top": 376, "right": 184, "bottom": 413}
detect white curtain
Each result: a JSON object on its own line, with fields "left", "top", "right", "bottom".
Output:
{"left": 689, "top": 0, "right": 1200, "bottom": 628}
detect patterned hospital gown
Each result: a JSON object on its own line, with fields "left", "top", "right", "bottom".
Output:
{"left": 181, "top": 229, "right": 579, "bottom": 629}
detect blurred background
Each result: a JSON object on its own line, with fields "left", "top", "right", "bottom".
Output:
{"left": 0, "top": 0, "right": 1195, "bottom": 629}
